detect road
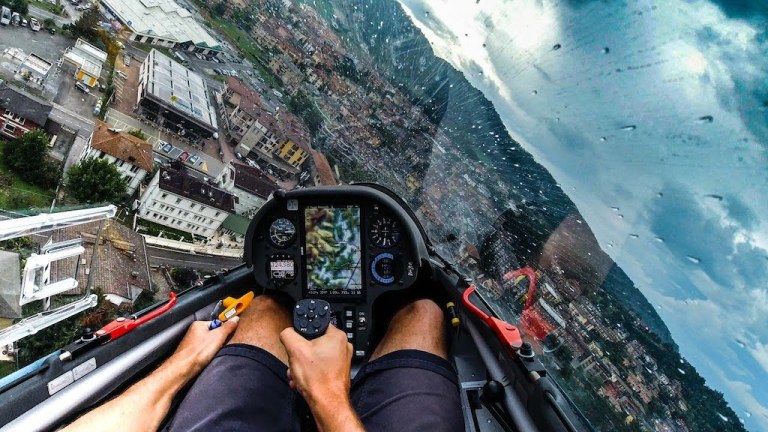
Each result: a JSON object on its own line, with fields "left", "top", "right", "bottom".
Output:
{"left": 27, "top": 5, "right": 71, "bottom": 27}
{"left": 50, "top": 103, "right": 95, "bottom": 137}
{"left": 145, "top": 245, "right": 243, "bottom": 272}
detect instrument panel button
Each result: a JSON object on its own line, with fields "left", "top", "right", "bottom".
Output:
{"left": 295, "top": 305, "right": 306, "bottom": 316}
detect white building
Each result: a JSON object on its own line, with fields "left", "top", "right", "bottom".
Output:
{"left": 16, "top": 53, "right": 52, "bottom": 87}
{"left": 138, "top": 167, "right": 235, "bottom": 238}
{"left": 63, "top": 38, "right": 108, "bottom": 88}
{"left": 100, "top": 0, "right": 222, "bottom": 54}
{"left": 138, "top": 49, "right": 218, "bottom": 139}
{"left": 217, "top": 163, "right": 279, "bottom": 217}
{"left": 79, "top": 121, "right": 154, "bottom": 196}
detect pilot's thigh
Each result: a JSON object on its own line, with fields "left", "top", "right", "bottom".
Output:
{"left": 350, "top": 349, "right": 464, "bottom": 432}
{"left": 165, "top": 344, "right": 301, "bottom": 432}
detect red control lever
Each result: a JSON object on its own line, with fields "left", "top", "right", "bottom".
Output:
{"left": 95, "top": 292, "right": 177, "bottom": 341}
{"left": 462, "top": 286, "right": 523, "bottom": 351}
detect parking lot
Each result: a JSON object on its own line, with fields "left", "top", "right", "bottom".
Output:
{"left": 104, "top": 109, "right": 227, "bottom": 178}
{"left": 0, "top": 24, "right": 71, "bottom": 66}
{"left": 112, "top": 51, "right": 142, "bottom": 114}
{"left": 0, "top": 24, "right": 74, "bottom": 96}
{"left": 52, "top": 62, "right": 101, "bottom": 120}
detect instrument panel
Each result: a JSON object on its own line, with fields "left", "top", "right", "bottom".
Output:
{"left": 244, "top": 186, "right": 428, "bottom": 358}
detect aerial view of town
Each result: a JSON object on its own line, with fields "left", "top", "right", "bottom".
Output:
{"left": 0, "top": 0, "right": 764, "bottom": 430}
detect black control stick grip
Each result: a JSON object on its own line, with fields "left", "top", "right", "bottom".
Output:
{"left": 293, "top": 299, "right": 332, "bottom": 340}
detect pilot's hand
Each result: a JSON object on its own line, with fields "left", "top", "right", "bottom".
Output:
{"left": 171, "top": 318, "right": 239, "bottom": 378}
{"left": 280, "top": 325, "right": 353, "bottom": 407}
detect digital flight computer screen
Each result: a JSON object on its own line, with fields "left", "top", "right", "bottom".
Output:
{"left": 304, "top": 205, "right": 363, "bottom": 298}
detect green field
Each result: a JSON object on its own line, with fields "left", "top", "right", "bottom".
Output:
{"left": 0, "top": 141, "right": 56, "bottom": 211}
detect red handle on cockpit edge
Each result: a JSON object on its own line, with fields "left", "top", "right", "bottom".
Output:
{"left": 95, "top": 292, "right": 177, "bottom": 341}
{"left": 462, "top": 286, "right": 523, "bottom": 351}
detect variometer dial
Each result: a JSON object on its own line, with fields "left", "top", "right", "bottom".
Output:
{"left": 268, "top": 218, "right": 296, "bottom": 248}
{"left": 369, "top": 216, "right": 401, "bottom": 248}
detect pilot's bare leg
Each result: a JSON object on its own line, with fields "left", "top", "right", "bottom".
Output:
{"left": 369, "top": 298, "right": 447, "bottom": 360}
{"left": 350, "top": 299, "right": 463, "bottom": 431}
{"left": 228, "top": 294, "right": 292, "bottom": 364}
{"left": 166, "top": 294, "right": 299, "bottom": 431}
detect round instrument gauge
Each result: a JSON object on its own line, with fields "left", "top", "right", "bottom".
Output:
{"left": 371, "top": 253, "right": 396, "bottom": 285}
{"left": 369, "top": 216, "right": 401, "bottom": 248}
{"left": 268, "top": 218, "right": 296, "bottom": 248}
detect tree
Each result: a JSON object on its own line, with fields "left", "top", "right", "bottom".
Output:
{"left": 43, "top": 18, "right": 55, "bottom": 28}
{"left": 7, "top": 189, "right": 34, "bottom": 209}
{"left": 170, "top": 267, "right": 199, "bottom": 289}
{"left": 128, "top": 128, "right": 147, "bottom": 141}
{"left": 0, "top": 0, "right": 29, "bottom": 15}
{"left": 66, "top": 157, "right": 128, "bottom": 204}
{"left": 1, "top": 129, "right": 60, "bottom": 189}
{"left": 287, "top": 91, "right": 323, "bottom": 136}
{"left": 68, "top": 7, "right": 99, "bottom": 42}
{"left": 211, "top": 1, "right": 227, "bottom": 16}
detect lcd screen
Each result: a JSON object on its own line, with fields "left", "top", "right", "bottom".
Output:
{"left": 270, "top": 259, "right": 295, "bottom": 280}
{"left": 304, "top": 206, "right": 363, "bottom": 297}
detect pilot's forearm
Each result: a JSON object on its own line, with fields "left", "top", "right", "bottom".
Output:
{"left": 310, "top": 393, "right": 365, "bottom": 432}
{"left": 62, "top": 354, "right": 196, "bottom": 432}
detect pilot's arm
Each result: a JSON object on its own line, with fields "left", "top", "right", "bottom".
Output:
{"left": 62, "top": 318, "right": 239, "bottom": 432}
{"left": 281, "top": 326, "right": 365, "bottom": 432}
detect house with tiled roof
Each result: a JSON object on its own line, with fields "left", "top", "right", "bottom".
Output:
{"left": 310, "top": 151, "right": 336, "bottom": 186}
{"left": 220, "top": 78, "right": 310, "bottom": 177}
{"left": 217, "top": 162, "right": 280, "bottom": 216}
{"left": 79, "top": 121, "right": 154, "bottom": 195}
{"left": 47, "top": 220, "right": 152, "bottom": 306}
{"left": 0, "top": 83, "right": 53, "bottom": 139}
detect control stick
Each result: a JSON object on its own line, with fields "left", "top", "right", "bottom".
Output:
{"left": 293, "top": 299, "right": 332, "bottom": 339}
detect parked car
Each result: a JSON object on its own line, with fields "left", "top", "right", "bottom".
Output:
{"left": 21, "top": 18, "right": 27, "bottom": 27}
{"left": 47, "top": 26, "right": 56, "bottom": 34}
{"left": 160, "top": 142, "right": 173, "bottom": 153}
{"left": 116, "top": 70, "right": 128, "bottom": 80}
{"left": 188, "top": 154, "right": 200, "bottom": 165}
{"left": 75, "top": 81, "right": 90, "bottom": 94}
{"left": 29, "top": 18, "right": 40, "bottom": 31}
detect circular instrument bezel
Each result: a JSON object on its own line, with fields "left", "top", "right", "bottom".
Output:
{"left": 268, "top": 217, "right": 296, "bottom": 248}
{"left": 369, "top": 215, "right": 401, "bottom": 248}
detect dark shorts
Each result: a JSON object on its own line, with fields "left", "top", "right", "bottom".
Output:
{"left": 165, "top": 344, "right": 464, "bottom": 432}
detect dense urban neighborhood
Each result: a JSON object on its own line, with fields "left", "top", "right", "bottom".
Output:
{"left": 0, "top": 0, "right": 751, "bottom": 431}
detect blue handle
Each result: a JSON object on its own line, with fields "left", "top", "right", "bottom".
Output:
{"left": 209, "top": 319, "right": 222, "bottom": 330}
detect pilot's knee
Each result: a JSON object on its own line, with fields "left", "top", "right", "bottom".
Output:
{"left": 400, "top": 298, "right": 444, "bottom": 324}
{"left": 249, "top": 293, "right": 292, "bottom": 316}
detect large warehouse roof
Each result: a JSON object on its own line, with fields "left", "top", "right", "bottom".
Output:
{"left": 141, "top": 49, "right": 218, "bottom": 131}
{"left": 101, "top": 0, "right": 221, "bottom": 51}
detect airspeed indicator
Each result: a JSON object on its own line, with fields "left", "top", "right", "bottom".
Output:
{"left": 269, "top": 218, "right": 296, "bottom": 248}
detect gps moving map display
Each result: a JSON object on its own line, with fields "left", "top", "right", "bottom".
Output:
{"left": 304, "top": 206, "right": 363, "bottom": 297}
